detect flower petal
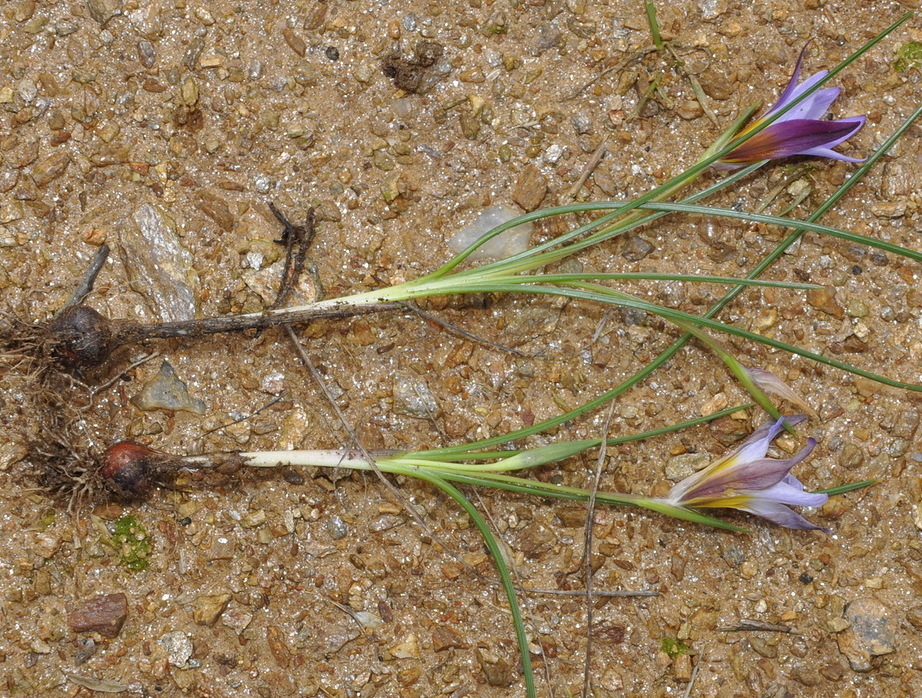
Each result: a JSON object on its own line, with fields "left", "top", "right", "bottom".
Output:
{"left": 682, "top": 439, "right": 816, "bottom": 502}
{"left": 778, "top": 86, "right": 841, "bottom": 122}
{"left": 745, "top": 367, "right": 815, "bottom": 415}
{"left": 740, "top": 500, "right": 828, "bottom": 531}
{"left": 666, "top": 417, "right": 806, "bottom": 502}
{"left": 767, "top": 43, "right": 811, "bottom": 113}
{"left": 758, "top": 478, "right": 828, "bottom": 507}
{"left": 731, "top": 415, "right": 805, "bottom": 463}
{"left": 685, "top": 444, "right": 817, "bottom": 503}
{"left": 721, "top": 117, "right": 865, "bottom": 164}
{"left": 766, "top": 73, "right": 833, "bottom": 121}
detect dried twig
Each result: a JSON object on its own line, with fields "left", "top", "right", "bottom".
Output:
{"left": 60, "top": 243, "right": 110, "bottom": 313}
{"left": 565, "top": 46, "right": 658, "bottom": 100}
{"left": 582, "top": 401, "right": 616, "bottom": 698}
{"left": 565, "top": 141, "right": 608, "bottom": 202}
{"left": 267, "top": 205, "right": 431, "bottom": 531}
{"left": 402, "top": 302, "right": 528, "bottom": 357}
{"left": 268, "top": 203, "right": 317, "bottom": 310}
{"left": 720, "top": 619, "right": 795, "bottom": 633}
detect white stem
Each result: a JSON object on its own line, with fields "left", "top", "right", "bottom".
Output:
{"left": 239, "top": 449, "right": 383, "bottom": 471}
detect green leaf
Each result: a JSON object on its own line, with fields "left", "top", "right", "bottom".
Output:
{"left": 413, "top": 473, "right": 537, "bottom": 698}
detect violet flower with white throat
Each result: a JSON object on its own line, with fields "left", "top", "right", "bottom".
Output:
{"left": 661, "top": 415, "right": 828, "bottom": 531}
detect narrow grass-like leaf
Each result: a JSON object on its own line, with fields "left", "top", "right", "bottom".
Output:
{"left": 406, "top": 472, "right": 536, "bottom": 697}
{"left": 415, "top": 401, "right": 749, "bottom": 460}
{"left": 645, "top": 1, "right": 665, "bottom": 51}
{"left": 495, "top": 273, "right": 819, "bottom": 289}
{"left": 560, "top": 201, "right": 922, "bottom": 264}
{"left": 817, "top": 479, "right": 878, "bottom": 496}
{"left": 463, "top": 281, "right": 922, "bottom": 394}
{"left": 434, "top": 471, "right": 746, "bottom": 532}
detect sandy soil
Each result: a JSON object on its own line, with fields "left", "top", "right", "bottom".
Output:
{"left": 1, "top": 0, "right": 921, "bottom": 696}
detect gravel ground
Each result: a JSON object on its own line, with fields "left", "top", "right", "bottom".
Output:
{"left": 1, "top": 1, "right": 921, "bottom": 696}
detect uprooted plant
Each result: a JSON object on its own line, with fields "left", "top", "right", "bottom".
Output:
{"left": 2, "top": 14, "right": 920, "bottom": 697}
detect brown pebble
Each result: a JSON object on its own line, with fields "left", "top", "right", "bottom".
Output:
{"left": 86, "top": 0, "right": 121, "bottom": 26}
{"left": 195, "top": 189, "right": 235, "bottom": 231}
{"left": 749, "top": 636, "right": 778, "bottom": 659}
{"left": 906, "top": 606, "right": 922, "bottom": 630}
{"left": 836, "top": 597, "right": 896, "bottom": 672}
{"left": 477, "top": 648, "right": 515, "bottom": 687}
{"left": 304, "top": 2, "right": 327, "bottom": 29}
{"left": 838, "top": 443, "right": 865, "bottom": 470}
{"left": 68, "top": 593, "right": 128, "bottom": 639}
{"left": 806, "top": 287, "right": 844, "bottom": 319}
{"left": 621, "top": 235, "right": 654, "bottom": 262}
{"left": 670, "top": 554, "right": 686, "bottom": 581}
{"left": 382, "top": 41, "right": 445, "bottom": 93}
{"left": 432, "top": 625, "right": 467, "bottom": 652}
{"left": 90, "top": 144, "right": 131, "bottom": 166}
{"left": 515, "top": 521, "right": 555, "bottom": 559}
{"left": 820, "top": 662, "right": 846, "bottom": 682}
{"left": 397, "top": 665, "right": 422, "bottom": 686}
{"left": 513, "top": 164, "right": 547, "bottom": 212}
{"left": 282, "top": 28, "right": 306, "bottom": 57}
{"left": 708, "top": 416, "right": 752, "bottom": 446}
{"left": 698, "top": 69, "right": 736, "bottom": 100}
{"left": 192, "top": 593, "right": 232, "bottom": 626}
{"left": 266, "top": 624, "right": 292, "bottom": 668}
{"left": 31, "top": 151, "right": 70, "bottom": 187}
{"left": 673, "top": 653, "right": 693, "bottom": 681}
{"left": 676, "top": 99, "right": 704, "bottom": 120}
{"left": 555, "top": 506, "right": 588, "bottom": 528}
{"left": 789, "top": 665, "right": 824, "bottom": 687}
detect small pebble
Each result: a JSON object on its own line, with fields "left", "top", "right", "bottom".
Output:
{"left": 192, "top": 593, "right": 232, "bottom": 626}
{"left": 621, "top": 236, "right": 655, "bottom": 262}
{"left": 138, "top": 40, "right": 157, "bottom": 67}
{"left": 87, "top": 0, "right": 122, "bottom": 25}
{"left": 665, "top": 452, "right": 710, "bottom": 481}
{"left": 388, "top": 633, "right": 420, "bottom": 659}
{"left": 905, "top": 606, "right": 922, "bottom": 630}
{"left": 31, "top": 151, "right": 70, "bottom": 187}
{"left": 254, "top": 174, "right": 273, "bottom": 194}
{"left": 836, "top": 597, "right": 896, "bottom": 672}
{"left": 432, "top": 625, "right": 466, "bottom": 651}
{"left": 195, "top": 189, "right": 235, "bottom": 231}
{"left": 68, "top": 593, "right": 129, "bottom": 639}
{"left": 676, "top": 99, "right": 704, "bottom": 120}
{"left": 122, "top": 204, "right": 198, "bottom": 322}
{"left": 74, "top": 637, "right": 97, "bottom": 665}
{"left": 393, "top": 375, "right": 440, "bottom": 418}
{"left": 327, "top": 515, "right": 348, "bottom": 540}
{"left": 571, "top": 112, "right": 592, "bottom": 134}
{"left": 806, "top": 286, "right": 845, "bottom": 319}
{"left": 131, "top": 360, "right": 207, "bottom": 414}
{"left": 477, "top": 648, "right": 515, "bottom": 687}
{"left": 159, "top": 631, "right": 194, "bottom": 668}
{"left": 544, "top": 144, "right": 566, "bottom": 163}
{"left": 447, "top": 204, "right": 533, "bottom": 262}
{"left": 512, "top": 164, "right": 547, "bottom": 212}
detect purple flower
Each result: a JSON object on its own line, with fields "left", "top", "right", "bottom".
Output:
{"left": 662, "top": 415, "right": 828, "bottom": 530}
{"left": 718, "top": 45, "right": 866, "bottom": 167}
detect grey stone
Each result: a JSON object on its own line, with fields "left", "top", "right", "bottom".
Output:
{"left": 836, "top": 598, "right": 896, "bottom": 672}
{"left": 121, "top": 204, "right": 198, "bottom": 322}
